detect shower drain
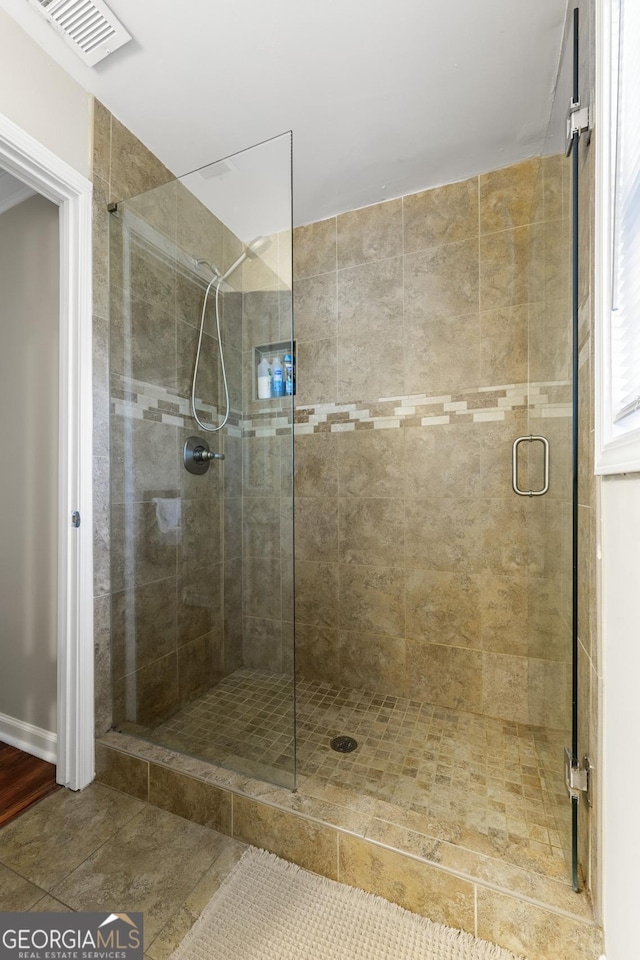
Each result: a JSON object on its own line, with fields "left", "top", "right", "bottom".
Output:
{"left": 330, "top": 735, "right": 358, "bottom": 753}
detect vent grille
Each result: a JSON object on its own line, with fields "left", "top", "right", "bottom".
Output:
{"left": 27, "top": 0, "right": 131, "bottom": 66}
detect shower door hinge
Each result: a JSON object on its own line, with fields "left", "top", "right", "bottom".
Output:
{"left": 565, "top": 749, "right": 594, "bottom": 806}
{"left": 566, "top": 100, "right": 592, "bottom": 154}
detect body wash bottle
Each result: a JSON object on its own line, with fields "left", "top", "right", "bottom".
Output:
{"left": 271, "top": 356, "right": 284, "bottom": 397}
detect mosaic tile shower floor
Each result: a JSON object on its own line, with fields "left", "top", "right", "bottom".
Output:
{"left": 138, "top": 669, "right": 570, "bottom": 883}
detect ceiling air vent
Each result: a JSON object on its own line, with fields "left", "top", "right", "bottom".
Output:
{"left": 26, "top": 0, "right": 132, "bottom": 66}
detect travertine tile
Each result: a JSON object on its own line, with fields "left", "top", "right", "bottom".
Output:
{"left": 178, "top": 632, "right": 223, "bottom": 704}
{"left": 242, "top": 556, "right": 282, "bottom": 619}
{"left": 404, "top": 239, "right": 479, "bottom": 322}
{"left": 339, "top": 563, "right": 405, "bottom": 637}
{"left": 92, "top": 455, "right": 111, "bottom": 597}
{"left": 402, "top": 423, "right": 482, "bottom": 499}
{"left": 148, "top": 765, "right": 231, "bottom": 834}
{"left": 405, "top": 569, "right": 480, "bottom": 647}
{"left": 0, "top": 863, "right": 46, "bottom": 911}
{"left": 95, "top": 742, "right": 149, "bottom": 801}
{"left": 293, "top": 272, "right": 337, "bottom": 342}
{"left": 339, "top": 497, "right": 405, "bottom": 567}
{"left": 92, "top": 98, "right": 111, "bottom": 184}
{"left": 478, "top": 574, "right": 528, "bottom": 656}
{"left": 113, "top": 652, "right": 179, "bottom": 728}
{"left": 480, "top": 225, "right": 533, "bottom": 310}
{"left": 338, "top": 331, "right": 404, "bottom": 403}
{"left": 338, "top": 834, "right": 475, "bottom": 933}
{"left": 92, "top": 177, "right": 110, "bottom": 322}
{"left": 294, "top": 218, "right": 336, "bottom": 280}
{"left": 403, "top": 177, "right": 478, "bottom": 252}
{"left": 406, "top": 640, "right": 482, "bottom": 710}
{"left": 404, "top": 313, "right": 481, "bottom": 395}
{"left": 111, "top": 577, "right": 178, "bottom": 679}
{"left": 295, "top": 560, "right": 340, "bottom": 628}
{"left": 337, "top": 257, "right": 403, "bottom": 338}
{"left": 177, "top": 563, "right": 222, "bottom": 648}
{"left": 110, "top": 116, "right": 174, "bottom": 203}
{"left": 339, "top": 631, "right": 407, "bottom": 697}
{"left": 477, "top": 888, "right": 603, "bottom": 960}
{"left": 337, "top": 198, "right": 402, "bottom": 268}
{"left": 241, "top": 616, "right": 283, "bottom": 672}
{"left": 480, "top": 305, "right": 528, "bottom": 385}
{"left": 480, "top": 158, "right": 542, "bottom": 234}
{"left": 94, "top": 593, "right": 112, "bottom": 736}
{"left": 146, "top": 839, "right": 246, "bottom": 960}
{"left": 295, "top": 624, "right": 341, "bottom": 684}
{"left": 337, "top": 429, "right": 405, "bottom": 498}
{"left": 295, "top": 432, "right": 339, "bottom": 497}
{"left": 52, "top": 805, "right": 228, "bottom": 946}
{"left": 481, "top": 651, "right": 529, "bottom": 723}
{"left": 296, "top": 337, "right": 337, "bottom": 404}
{"left": 0, "top": 783, "right": 144, "bottom": 890}
{"left": 232, "top": 796, "right": 338, "bottom": 878}
{"left": 295, "top": 496, "right": 339, "bottom": 562}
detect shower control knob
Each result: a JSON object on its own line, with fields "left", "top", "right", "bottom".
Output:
{"left": 194, "top": 447, "right": 218, "bottom": 462}
{"left": 183, "top": 436, "right": 225, "bottom": 475}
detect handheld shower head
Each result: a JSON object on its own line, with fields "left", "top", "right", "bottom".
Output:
{"left": 245, "top": 235, "right": 270, "bottom": 258}
{"left": 219, "top": 235, "right": 271, "bottom": 283}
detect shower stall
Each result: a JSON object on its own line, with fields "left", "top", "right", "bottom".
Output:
{"left": 106, "top": 3, "right": 594, "bottom": 914}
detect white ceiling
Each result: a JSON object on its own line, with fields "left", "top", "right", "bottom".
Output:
{"left": 0, "top": 0, "right": 568, "bottom": 228}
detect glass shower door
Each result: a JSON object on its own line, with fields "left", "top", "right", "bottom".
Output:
{"left": 109, "top": 132, "right": 295, "bottom": 788}
{"left": 523, "top": 5, "right": 586, "bottom": 890}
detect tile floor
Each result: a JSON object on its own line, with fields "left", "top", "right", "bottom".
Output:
{"left": 123, "top": 668, "right": 571, "bottom": 883}
{"left": 0, "top": 781, "right": 246, "bottom": 959}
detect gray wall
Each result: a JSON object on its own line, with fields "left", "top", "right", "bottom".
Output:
{"left": 0, "top": 193, "right": 59, "bottom": 735}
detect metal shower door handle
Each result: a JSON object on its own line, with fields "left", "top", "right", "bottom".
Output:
{"left": 512, "top": 435, "right": 550, "bottom": 497}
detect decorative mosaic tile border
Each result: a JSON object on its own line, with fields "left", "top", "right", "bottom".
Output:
{"left": 111, "top": 375, "right": 243, "bottom": 437}
{"left": 245, "top": 381, "right": 572, "bottom": 437}
{"left": 112, "top": 375, "right": 571, "bottom": 439}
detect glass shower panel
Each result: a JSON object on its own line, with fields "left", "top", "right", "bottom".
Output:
{"left": 524, "top": 8, "right": 576, "bottom": 887}
{"left": 109, "top": 132, "right": 295, "bottom": 788}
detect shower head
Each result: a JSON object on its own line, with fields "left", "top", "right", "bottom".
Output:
{"left": 219, "top": 235, "right": 271, "bottom": 283}
{"left": 245, "top": 235, "right": 270, "bottom": 258}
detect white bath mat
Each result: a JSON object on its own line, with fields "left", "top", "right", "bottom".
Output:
{"left": 169, "top": 846, "right": 524, "bottom": 960}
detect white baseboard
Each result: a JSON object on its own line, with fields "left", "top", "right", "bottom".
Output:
{"left": 0, "top": 711, "right": 57, "bottom": 764}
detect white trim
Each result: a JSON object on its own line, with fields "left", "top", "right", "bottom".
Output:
{"left": 0, "top": 111, "right": 94, "bottom": 790}
{"left": 0, "top": 712, "right": 57, "bottom": 765}
{"left": 595, "top": 0, "right": 640, "bottom": 474}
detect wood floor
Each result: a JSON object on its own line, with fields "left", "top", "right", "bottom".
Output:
{"left": 0, "top": 741, "right": 59, "bottom": 828}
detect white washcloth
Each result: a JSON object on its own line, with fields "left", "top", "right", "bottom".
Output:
{"left": 153, "top": 497, "right": 181, "bottom": 538}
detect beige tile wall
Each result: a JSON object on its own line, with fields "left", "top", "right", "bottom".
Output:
{"left": 92, "top": 101, "right": 248, "bottom": 733}
{"left": 292, "top": 156, "right": 574, "bottom": 732}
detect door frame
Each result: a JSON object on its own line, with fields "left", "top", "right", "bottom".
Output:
{"left": 0, "top": 111, "right": 94, "bottom": 790}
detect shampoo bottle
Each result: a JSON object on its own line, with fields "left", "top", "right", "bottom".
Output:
{"left": 257, "top": 356, "right": 271, "bottom": 399}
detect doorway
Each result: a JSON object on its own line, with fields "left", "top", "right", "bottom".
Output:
{"left": 0, "top": 112, "right": 94, "bottom": 792}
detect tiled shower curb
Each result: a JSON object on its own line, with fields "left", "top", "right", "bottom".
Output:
{"left": 96, "top": 733, "right": 602, "bottom": 960}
